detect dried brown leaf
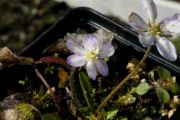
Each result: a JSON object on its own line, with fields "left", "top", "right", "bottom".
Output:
{"left": 0, "top": 47, "right": 34, "bottom": 67}
{"left": 58, "top": 68, "right": 70, "bottom": 88}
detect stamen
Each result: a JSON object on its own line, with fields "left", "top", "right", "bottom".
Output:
{"left": 150, "top": 24, "right": 161, "bottom": 35}
{"left": 86, "top": 49, "right": 99, "bottom": 60}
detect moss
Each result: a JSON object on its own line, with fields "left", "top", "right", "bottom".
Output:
{"left": 15, "top": 103, "right": 42, "bottom": 120}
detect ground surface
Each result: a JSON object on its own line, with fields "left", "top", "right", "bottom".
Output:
{"left": 0, "top": 0, "right": 68, "bottom": 53}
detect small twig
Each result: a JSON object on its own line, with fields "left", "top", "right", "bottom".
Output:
{"left": 34, "top": 68, "right": 61, "bottom": 112}
{"left": 95, "top": 47, "right": 152, "bottom": 113}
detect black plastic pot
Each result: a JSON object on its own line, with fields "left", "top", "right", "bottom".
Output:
{"left": 20, "top": 7, "right": 180, "bottom": 71}
{"left": 0, "top": 7, "right": 180, "bottom": 118}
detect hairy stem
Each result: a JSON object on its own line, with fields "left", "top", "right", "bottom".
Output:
{"left": 95, "top": 47, "right": 152, "bottom": 113}
{"left": 35, "top": 68, "right": 61, "bottom": 112}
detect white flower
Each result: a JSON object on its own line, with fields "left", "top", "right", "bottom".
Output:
{"left": 128, "top": 0, "right": 180, "bottom": 61}
{"left": 66, "top": 34, "right": 115, "bottom": 80}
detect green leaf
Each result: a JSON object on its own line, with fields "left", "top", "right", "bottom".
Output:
{"left": 78, "top": 106, "right": 89, "bottom": 114}
{"left": 79, "top": 72, "right": 95, "bottom": 112}
{"left": 136, "top": 82, "right": 150, "bottom": 95}
{"left": 39, "top": 85, "right": 45, "bottom": 97}
{"left": 79, "top": 71, "right": 93, "bottom": 92}
{"left": 155, "top": 87, "right": 170, "bottom": 103}
{"left": 157, "top": 66, "right": 171, "bottom": 80}
{"left": 172, "top": 37, "right": 180, "bottom": 52}
{"left": 43, "top": 113, "right": 63, "bottom": 120}
{"left": 106, "top": 107, "right": 119, "bottom": 120}
{"left": 117, "top": 116, "right": 128, "bottom": 120}
{"left": 169, "top": 83, "right": 180, "bottom": 94}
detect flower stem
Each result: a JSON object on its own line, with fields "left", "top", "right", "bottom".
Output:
{"left": 35, "top": 68, "right": 61, "bottom": 112}
{"left": 95, "top": 47, "right": 152, "bottom": 113}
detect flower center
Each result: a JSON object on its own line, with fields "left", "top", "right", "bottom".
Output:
{"left": 150, "top": 24, "right": 161, "bottom": 35}
{"left": 85, "top": 49, "right": 99, "bottom": 60}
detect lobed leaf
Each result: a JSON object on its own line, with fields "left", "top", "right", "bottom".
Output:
{"left": 169, "top": 83, "right": 180, "bottom": 94}
{"left": 155, "top": 87, "right": 170, "bottom": 103}
{"left": 157, "top": 66, "right": 171, "bottom": 80}
{"left": 136, "top": 82, "right": 150, "bottom": 95}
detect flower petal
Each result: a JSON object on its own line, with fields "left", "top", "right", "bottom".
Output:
{"left": 96, "top": 60, "right": 109, "bottom": 77}
{"left": 142, "top": 0, "right": 157, "bottom": 23}
{"left": 65, "top": 33, "right": 86, "bottom": 44}
{"left": 83, "top": 34, "right": 98, "bottom": 50}
{"left": 160, "top": 13, "right": 180, "bottom": 35}
{"left": 160, "top": 27, "right": 172, "bottom": 36}
{"left": 86, "top": 61, "right": 97, "bottom": 80}
{"left": 128, "top": 12, "right": 148, "bottom": 31}
{"left": 138, "top": 32, "right": 155, "bottom": 47}
{"left": 98, "top": 42, "right": 115, "bottom": 58}
{"left": 94, "top": 29, "right": 114, "bottom": 44}
{"left": 67, "top": 40, "right": 85, "bottom": 55}
{"left": 156, "top": 37, "right": 177, "bottom": 61}
{"left": 67, "top": 54, "right": 86, "bottom": 67}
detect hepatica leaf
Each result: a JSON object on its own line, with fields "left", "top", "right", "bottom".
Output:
{"left": 106, "top": 107, "right": 119, "bottom": 120}
{"left": 169, "top": 83, "right": 180, "bottom": 94}
{"left": 157, "top": 66, "right": 171, "bottom": 80}
{"left": 136, "top": 82, "right": 150, "bottom": 95}
{"left": 155, "top": 87, "right": 170, "bottom": 103}
{"left": 37, "top": 56, "right": 68, "bottom": 67}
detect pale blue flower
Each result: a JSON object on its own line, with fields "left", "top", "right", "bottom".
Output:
{"left": 128, "top": 0, "right": 180, "bottom": 61}
{"left": 66, "top": 34, "right": 115, "bottom": 80}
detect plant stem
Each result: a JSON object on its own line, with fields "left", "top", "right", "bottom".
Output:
{"left": 95, "top": 47, "right": 152, "bottom": 113}
{"left": 35, "top": 68, "right": 61, "bottom": 112}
